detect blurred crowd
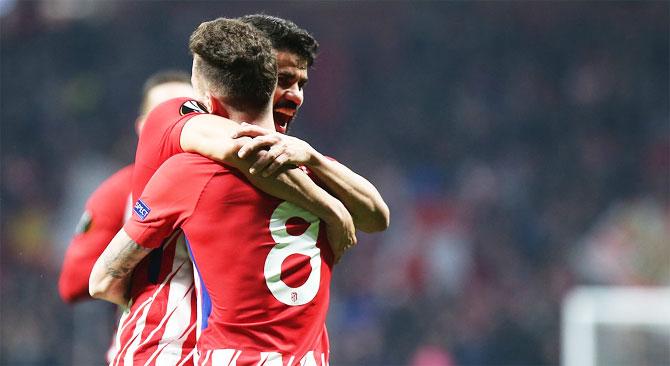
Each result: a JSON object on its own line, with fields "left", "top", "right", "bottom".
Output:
{"left": 1, "top": 2, "right": 668, "bottom": 365}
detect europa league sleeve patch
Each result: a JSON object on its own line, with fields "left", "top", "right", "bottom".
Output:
{"left": 179, "top": 100, "right": 208, "bottom": 116}
{"left": 75, "top": 210, "right": 93, "bottom": 234}
{"left": 133, "top": 199, "right": 151, "bottom": 221}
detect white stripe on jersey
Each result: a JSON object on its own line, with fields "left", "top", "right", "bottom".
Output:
{"left": 144, "top": 322, "right": 196, "bottom": 366}
{"left": 211, "top": 349, "right": 237, "bottom": 365}
{"left": 191, "top": 272, "right": 202, "bottom": 366}
{"left": 189, "top": 242, "right": 204, "bottom": 360}
{"left": 201, "top": 350, "right": 212, "bottom": 366}
{"left": 135, "top": 261, "right": 190, "bottom": 358}
{"left": 122, "top": 290, "right": 156, "bottom": 366}
{"left": 124, "top": 193, "right": 133, "bottom": 223}
{"left": 112, "top": 230, "right": 189, "bottom": 366}
{"left": 177, "top": 348, "right": 197, "bottom": 366}
{"left": 134, "top": 255, "right": 189, "bottom": 347}
{"left": 110, "top": 310, "right": 130, "bottom": 365}
{"left": 154, "top": 235, "right": 196, "bottom": 365}
{"left": 112, "top": 286, "right": 163, "bottom": 365}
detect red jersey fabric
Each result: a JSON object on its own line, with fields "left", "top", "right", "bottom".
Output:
{"left": 124, "top": 153, "right": 334, "bottom": 366}
{"left": 59, "top": 164, "right": 134, "bottom": 303}
{"left": 132, "top": 97, "right": 206, "bottom": 202}
{"left": 113, "top": 97, "right": 207, "bottom": 366}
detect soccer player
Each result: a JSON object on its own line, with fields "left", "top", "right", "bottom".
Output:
{"left": 57, "top": 70, "right": 193, "bottom": 362}
{"left": 58, "top": 71, "right": 193, "bottom": 303}
{"left": 173, "top": 14, "right": 390, "bottom": 236}
{"left": 233, "top": 14, "right": 390, "bottom": 233}
{"left": 87, "top": 21, "right": 354, "bottom": 366}
{"left": 91, "top": 15, "right": 389, "bottom": 366}
{"left": 94, "top": 18, "right": 341, "bottom": 365}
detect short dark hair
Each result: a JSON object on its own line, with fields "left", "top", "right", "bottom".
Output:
{"left": 139, "top": 70, "right": 191, "bottom": 114}
{"left": 189, "top": 18, "right": 277, "bottom": 112}
{"left": 239, "top": 14, "right": 319, "bottom": 67}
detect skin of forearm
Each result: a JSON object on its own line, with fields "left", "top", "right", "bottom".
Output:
{"left": 89, "top": 229, "right": 151, "bottom": 307}
{"left": 307, "top": 152, "right": 390, "bottom": 232}
{"left": 180, "top": 115, "right": 243, "bottom": 162}
{"left": 182, "top": 118, "right": 346, "bottom": 223}
{"left": 229, "top": 153, "right": 346, "bottom": 224}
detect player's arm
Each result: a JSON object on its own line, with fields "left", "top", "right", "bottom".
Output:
{"left": 180, "top": 115, "right": 340, "bottom": 220}
{"left": 180, "top": 115, "right": 357, "bottom": 253}
{"left": 234, "top": 124, "right": 390, "bottom": 233}
{"left": 89, "top": 230, "right": 151, "bottom": 307}
{"left": 226, "top": 151, "right": 357, "bottom": 260}
{"left": 298, "top": 154, "right": 389, "bottom": 233}
{"left": 60, "top": 219, "right": 121, "bottom": 303}
{"left": 89, "top": 157, "right": 197, "bottom": 307}
{"left": 59, "top": 166, "right": 132, "bottom": 303}
{"left": 179, "top": 114, "right": 246, "bottom": 163}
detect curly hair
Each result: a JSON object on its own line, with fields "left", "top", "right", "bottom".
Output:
{"left": 239, "top": 14, "right": 319, "bottom": 67}
{"left": 189, "top": 18, "right": 277, "bottom": 112}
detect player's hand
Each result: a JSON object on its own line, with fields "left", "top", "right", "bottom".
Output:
{"left": 233, "top": 123, "right": 316, "bottom": 177}
{"left": 325, "top": 202, "right": 357, "bottom": 263}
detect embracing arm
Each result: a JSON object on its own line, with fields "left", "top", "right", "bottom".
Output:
{"left": 228, "top": 152, "right": 357, "bottom": 260}
{"left": 180, "top": 114, "right": 245, "bottom": 162}
{"left": 180, "top": 115, "right": 340, "bottom": 218}
{"left": 302, "top": 152, "right": 390, "bottom": 233}
{"left": 179, "top": 115, "right": 357, "bottom": 254}
{"left": 235, "top": 124, "right": 390, "bottom": 233}
{"left": 89, "top": 229, "right": 152, "bottom": 307}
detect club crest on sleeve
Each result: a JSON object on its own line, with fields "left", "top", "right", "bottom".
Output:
{"left": 179, "top": 100, "right": 208, "bottom": 116}
{"left": 75, "top": 210, "right": 92, "bottom": 234}
{"left": 133, "top": 199, "right": 151, "bottom": 221}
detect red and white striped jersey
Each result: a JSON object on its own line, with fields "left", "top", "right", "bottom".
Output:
{"left": 124, "top": 154, "right": 334, "bottom": 366}
{"left": 108, "top": 97, "right": 207, "bottom": 365}
{"left": 109, "top": 231, "right": 197, "bottom": 366}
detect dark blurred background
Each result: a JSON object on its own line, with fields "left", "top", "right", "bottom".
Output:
{"left": 1, "top": 1, "right": 668, "bottom": 365}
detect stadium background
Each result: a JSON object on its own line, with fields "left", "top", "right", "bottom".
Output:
{"left": 1, "top": 1, "right": 668, "bottom": 365}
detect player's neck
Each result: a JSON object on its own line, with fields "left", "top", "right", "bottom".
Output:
{"left": 226, "top": 107, "right": 274, "bottom": 130}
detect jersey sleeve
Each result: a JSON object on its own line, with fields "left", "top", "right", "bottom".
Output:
{"left": 132, "top": 98, "right": 209, "bottom": 202}
{"left": 58, "top": 165, "right": 133, "bottom": 303}
{"left": 124, "top": 153, "right": 220, "bottom": 249}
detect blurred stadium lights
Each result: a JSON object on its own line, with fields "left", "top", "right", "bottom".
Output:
{"left": 0, "top": 0, "right": 17, "bottom": 17}
{"left": 38, "top": 0, "right": 117, "bottom": 21}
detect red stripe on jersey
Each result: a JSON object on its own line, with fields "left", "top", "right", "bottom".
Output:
{"left": 109, "top": 231, "right": 197, "bottom": 366}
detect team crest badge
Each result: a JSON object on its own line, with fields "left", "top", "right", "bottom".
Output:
{"left": 75, "top": 210, "right": 93, "bottom": 234}
{"left": 179, "top": 100, "right": 208, "bottom": 116}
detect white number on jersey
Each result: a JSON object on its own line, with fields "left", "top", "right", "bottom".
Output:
{"left": 264, "top": 202, "right": 321, "bottom": 306}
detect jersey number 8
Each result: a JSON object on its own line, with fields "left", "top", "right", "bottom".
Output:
{"left": 264, "top": 202, "right": 321, "bottom": 306}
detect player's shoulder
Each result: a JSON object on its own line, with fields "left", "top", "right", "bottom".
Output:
{"left": 108, "top": 163, "right": 134, "bottom": 184}
{"left": 146, "top": 97, "right": 209, "bottom": 120}
{"left": 142, "top": 154, "right": 224, "bottom": 202}
{"left": 164, "top": 152, "right": 220, "bottom": 166}
{"left": 157, "top": 153, "right": 226, "bottom": 180}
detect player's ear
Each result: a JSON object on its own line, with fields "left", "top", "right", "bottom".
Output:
{"left": 208, "top": 95, "right": 229, "bottom": 118}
